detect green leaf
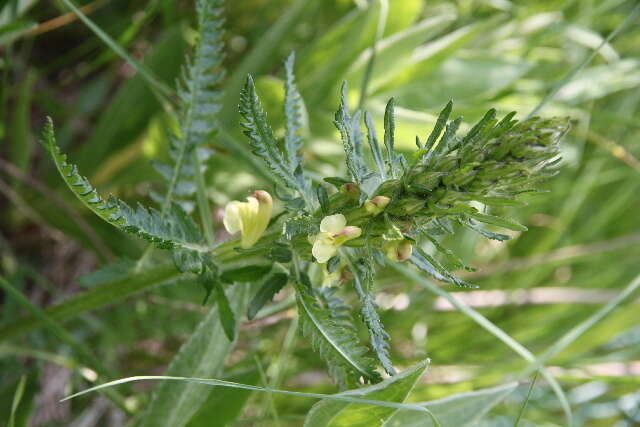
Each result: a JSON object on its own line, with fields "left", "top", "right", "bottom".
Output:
{"left": 283, "top": 51, "right": 306, "bottom": 172}
{"left": 304, "top": 360, "right": 432, "bottom": 427}
{"left": 425, "top": 100, "right": 452, "bottom": 150}
{"left": 77, "top": 259, "right": 136, "bottom": 287}
{"left": 466, "top": 211, "right": 528, "bottom": 232}
{"left": 383, "top": 98, "right": 396, "bottom": 178}
{"left": 410, "top": 247, "right": 475, "bottom": 288}
{"left": 220, "top": 265, "right": 272, "bottom": 283}
{"left": 8, "top": 376, "right": 26, "bottom": 427}
{"left": 284, "top": 215, "right": 319, "bottom": 240}
{"left": 365, "top": 111, "right": 386, "bottom": 180}
{"left": 247, "top": 272, "right": 289, "bottom": 320}
{"left": 213, "top": 280, "right": 235, "bottom": 341}
{"left": 239, "top": 75, "right": 302, "bottom": 193}
{"left": 334, "top": 82, "right": 368, "bottom": 184}
{"left": 294, "top": 274, "right": 380, "bottom": 386}
{"left": 461, "top": 219, "right": 511, "bottom": 241}
{"left": 384, "top": 382, "right": 517, "bottom": 427}
{"left": 156, "top": 0, "right": 224, "bottom": 236}
{"left": 141, "top": 284, "right": 250, "bottom": 427}
{"left": 42, "top": 119, "right": 208, "bottom": 253}
{"left": 0, "top": 263, "right": 181, "bottom": 340}
{"left": 347, "top": 256, "right": 395, "bottom": 376}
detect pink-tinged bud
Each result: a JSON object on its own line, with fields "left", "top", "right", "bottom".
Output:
{"left": 364, "top": 196, "right": 390, "bottom": 215}
{"left": 252, "top": 190, "right": 272, "bottom": 205}
{"left": 341, "top": 226, "right": 362, "bottom": 239}
{"left": 384, "top": 240, "right": 413, "bottom": 262}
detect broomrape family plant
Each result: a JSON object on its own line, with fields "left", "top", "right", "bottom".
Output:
{"left": 42, "top": 0, "right": 570, "bottom": 401}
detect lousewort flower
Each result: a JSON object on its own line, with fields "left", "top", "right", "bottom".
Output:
{"left": 223, "top": 190, "right": 273, "bottom": 248}
{"left": 309, "top": 214, "right": 361, "bottom": 263}
{"left": 384, "top": 239, "right": 413, "bottom": 262}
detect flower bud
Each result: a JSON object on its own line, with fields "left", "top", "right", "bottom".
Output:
{"left": 384, "top": 240, "right": 413, "bottom": 262}
{"left": 223, "top": 190, "right": 273, "bottom": 249}
{"left": 340, "top": 183, "right": 361, "bottom": 199}
{"left": 364, "top": 196, "right": 390, "bottom": 216}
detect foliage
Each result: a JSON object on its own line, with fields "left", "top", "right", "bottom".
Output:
{"left": 2, "top": 0, "right": 640, "bottom": 426}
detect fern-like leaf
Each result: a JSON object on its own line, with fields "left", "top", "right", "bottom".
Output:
{"left": 294, "top": 273, "right": 380, "bottom": 386}
{"left": 283, "top": 52, "right": 304, "bottom": 174}
{"left": 350, "top": 256, "right": 396, "bottom": 376}
{"left": 239, "top": 75, "right": 301, "bottom": 191}
{"left": 334, "top": 82, "right": 368, "bottom": 185}
{"left": 154, "top": 0, "right": 224, "bottom": 213}
{"left": 43, "top": 118, "right": 208, "bottom": 254}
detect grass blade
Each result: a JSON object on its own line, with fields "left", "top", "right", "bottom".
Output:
{"left": 63, "top": 375, "right": 439, "bottom": 424}
{"left": 389, "top": 262, "right": 573, "bottom": 426}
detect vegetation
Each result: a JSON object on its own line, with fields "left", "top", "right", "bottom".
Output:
{"left": 1, "top": 0, "right": 640, "bottom": 425}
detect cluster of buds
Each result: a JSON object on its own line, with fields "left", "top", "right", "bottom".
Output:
{"left": 222, "top": 115, "right": 569, "bottom": 288}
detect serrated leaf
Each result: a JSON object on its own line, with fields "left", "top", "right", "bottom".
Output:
{"left": 349, "top": 257, "right": 396, "bottom": 376}
{"left": 426, "top": 100, "right": 452, "bottom": 150}
{"left": 425, "top": 235, "right": 475, "bottom": 272}
{"left": 42, "top": 118, "right": 208, "bottom": 254}
{"left": 247, "top": 272, "right": 289, "bottom": 320}
{"left": 161, "top": 0, "right": 224, "bottom": 212}
{"left": 294, "top": 274, "right": 380, "bottom": 386}
{"left": 466, "top": 211, "right": 527, "bottom": 232}
{"left": 283, "top": 51, "right": 305, "bottom": 172}
{"left": 365, "top": 111, "right": 386, "bottom": 181}
{"left": 383, "top": 98, "right": 397, "bottom": 178}
{"left": 304, "top": 360, "right": 430, "bottom": 427}
{"left": 284, "top": 215, "right": 319, "bottom": 240}
{"left": 411, "top": 247, "right": 476, "bottom": 288}
{"left": 462, "top": 219, "right": 511, "bottom": 241}
{"left": 239, "top": 75, "right": 300, "bottom": 191}
{"left": 334, "top": 82, "right": 368, "bottom": 184}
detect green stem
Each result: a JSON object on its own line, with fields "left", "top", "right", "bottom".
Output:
{"left": 192, "top": 149, "right": 215, "bottom": 245}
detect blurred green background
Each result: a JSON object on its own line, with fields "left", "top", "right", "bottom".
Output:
{"left": 1, "top": 0, "right": 639, "bottom": 425}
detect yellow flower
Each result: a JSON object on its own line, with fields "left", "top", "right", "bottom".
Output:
{"left": 364, "top": 196, "right": 390, "bottom": 216}
{"left": 384, "top": 239, "right": 413, "bottom": 262}
{"left": 223, "top": 190, "right": 273, "bottom": 249}
{"left": 309, "top": 214, "right": 361, "bottom": 263}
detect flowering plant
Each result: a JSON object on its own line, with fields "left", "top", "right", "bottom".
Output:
{"left": 41, "top": 1, "right": 570, "bottom": 389}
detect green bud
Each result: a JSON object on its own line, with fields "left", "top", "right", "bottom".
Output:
{"left": 364, "top": 196, "right": 390, "bottom": 216}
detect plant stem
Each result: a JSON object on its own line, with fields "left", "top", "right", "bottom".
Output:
{"left": 192, "top": 149, "right": 215, "bottom": 245}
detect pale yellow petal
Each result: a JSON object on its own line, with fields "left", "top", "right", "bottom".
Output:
{"left": 222, "top": 201, "right": 242, "bottom": 234}
{"left": 312, "top": 240, "right": 337, "bottom": 263}
{"left": 320, "top": 214, "right": 346, "bottom": 234}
